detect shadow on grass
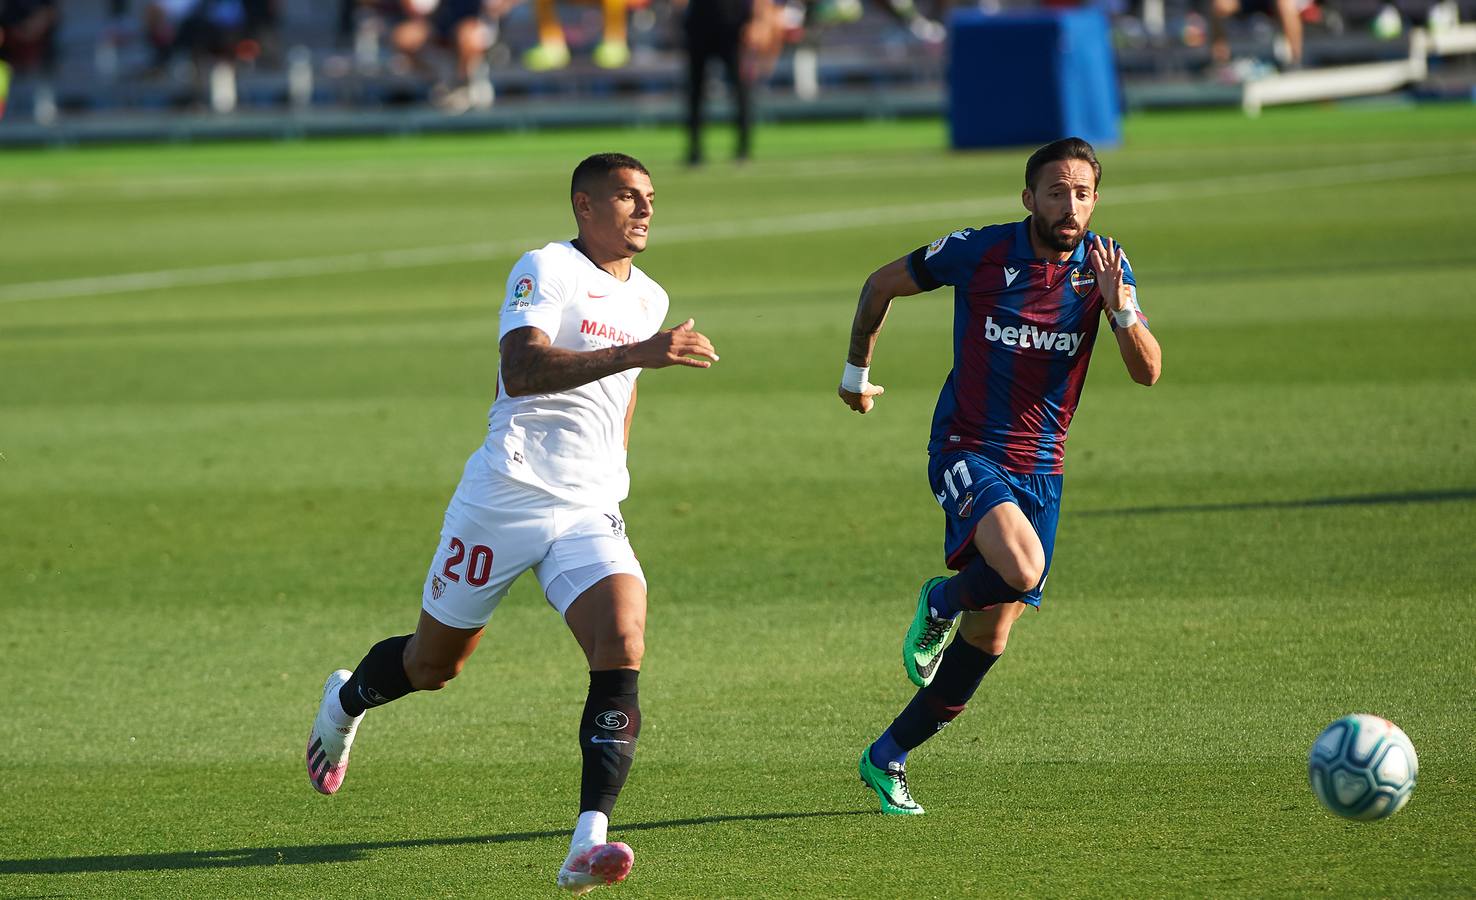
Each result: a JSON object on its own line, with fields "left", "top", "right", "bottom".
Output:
{"left": 0, "top": 810, "right": 869, "bottom": 875}
{"left": 1077, "top": 488, "right": 1476, "bottom": 518}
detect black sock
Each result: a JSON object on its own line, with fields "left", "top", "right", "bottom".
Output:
{"left": 882, "top": 639, "right": 1000, "bottom": 756}
{"left": 578, "top": 668, "right": 641, "bottom": 816}
{"left": 338, "top": 634, "right": 416, "bottom": 718}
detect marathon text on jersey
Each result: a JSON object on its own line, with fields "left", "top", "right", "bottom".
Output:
{"left": 580, "top": 319, "right": 639, "bottom": 346}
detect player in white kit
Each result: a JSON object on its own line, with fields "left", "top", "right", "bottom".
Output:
{"left": 304, "top": 153, "right": 718, "bottom": 896}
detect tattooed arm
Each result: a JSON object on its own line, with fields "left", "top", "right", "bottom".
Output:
{"left": 838, "top": 255, "right": 925, "bottom": 414}
{"left": 499, "top": 319, "right": 718, "bottom": 397}
{"left": 846, "top": 257, "right": 922, "bottom": 368}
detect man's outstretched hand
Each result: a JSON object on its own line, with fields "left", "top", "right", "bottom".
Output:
{"left": 635, "top": 319, "right": 719, "bottom": 369}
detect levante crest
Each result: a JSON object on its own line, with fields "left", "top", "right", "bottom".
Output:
{"left": 1069, "top": 267, "right": 1096, "bottom": 297}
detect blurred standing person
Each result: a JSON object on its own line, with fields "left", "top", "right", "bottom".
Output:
{"left": 681, "top": 0, "right": 766, "bottom": 166}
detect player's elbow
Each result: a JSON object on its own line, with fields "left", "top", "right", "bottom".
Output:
{"left": 497, "top": 333, "right": 550, "bottom": 397}
{"left": 500, "top": 366, "right": 533, "bottom": 397}
{"left": 1130, "top": 351, "right": 1161, "bottom": 386}
{"left": 865, "top": 267, "right": 906, "bottom": 303}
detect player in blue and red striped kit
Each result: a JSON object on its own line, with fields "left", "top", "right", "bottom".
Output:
{"left": 839, "top": 138, "right": 1162, "bottom": 814}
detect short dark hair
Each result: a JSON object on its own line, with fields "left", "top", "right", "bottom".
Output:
{"left": 1024, "top": 138, "right": 1101, "bottom": 192}
{"left": 571, "top": 152, "right": 650, "bottom": 198}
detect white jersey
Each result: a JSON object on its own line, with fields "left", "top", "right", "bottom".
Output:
{"left": 483, "top": 241, "right": 670, "bottom": 507}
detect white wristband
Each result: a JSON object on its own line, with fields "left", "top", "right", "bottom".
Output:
{"left": 841, "top": 362, "right": 870, "bottom": 393}
{"left": 1111, "top": 306, "right": 1138, "bottom": 329}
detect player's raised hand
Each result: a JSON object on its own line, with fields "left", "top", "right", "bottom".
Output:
{"left": 1087, "top": 235, "right": 1127, "bottom": 313}
{"left": 636, "top": 318, "right": 719, "bottom": 369}
{"left": 838, "top": 382, "right": 885, "bottom": 414}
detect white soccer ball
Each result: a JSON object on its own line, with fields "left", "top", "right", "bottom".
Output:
{"left": 1308, "top": 714, "right": 1417, "bottom": 821}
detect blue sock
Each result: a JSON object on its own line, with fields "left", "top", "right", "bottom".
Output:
{"left": 869, "top": 730, "right": 909, "bottom": 768}
{"left": 926, "top": 578, "right": 961, "bottom": 620}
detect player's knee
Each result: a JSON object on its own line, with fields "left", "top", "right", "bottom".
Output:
{"left": 604, "top": 630, "right": 644, "bottom": 669}
{"left": 404, "top": 656, "right": 465, "bottom": 691}
{"left": 583, "top": 621, "right": 644, "bottom": 670}
{"left": 997, "top": 555, "right": 1043, "bottom": 594}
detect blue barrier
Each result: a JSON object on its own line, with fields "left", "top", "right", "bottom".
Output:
{"left": 948, "top": 8, "right": 1121, "bottom": 149}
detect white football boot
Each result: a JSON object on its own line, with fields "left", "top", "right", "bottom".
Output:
{"left": 305, "top": 669, "right": 362, "bottom": 795}
{"left": 557, "top": 842, "right": 634, "bottom": 895}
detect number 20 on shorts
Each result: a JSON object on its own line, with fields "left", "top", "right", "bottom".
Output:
{"left": 442, "top": 537, "right": 494, "bottom": 587}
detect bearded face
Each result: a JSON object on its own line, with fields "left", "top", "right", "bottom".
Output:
{"left": 1022, "top": 159, "right": 1099, "bottom": 256}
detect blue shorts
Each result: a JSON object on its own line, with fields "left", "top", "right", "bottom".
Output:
{"left": 927, "top": 451, "right": 1063, "bottom": 608}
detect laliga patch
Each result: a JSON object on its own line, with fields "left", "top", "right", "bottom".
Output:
{"left": 925, "top": 228, "right": 973, "bottom": 259}
{"left": 509, "top": 274, "right": 536, "bottom": 310}
{"left": 1070, "top": 267, "right": 1096, "bottom": 297}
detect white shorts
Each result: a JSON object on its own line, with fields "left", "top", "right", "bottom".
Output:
{"left": 421, "top": 452, "right": 645, "bottom": 629}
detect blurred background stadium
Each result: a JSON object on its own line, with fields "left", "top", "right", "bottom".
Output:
{"left": 1, "top": 0, "right": 1474, "bottom": 143}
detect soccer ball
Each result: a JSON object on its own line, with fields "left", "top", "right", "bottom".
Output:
{"left": 1308, "top": 714, "right": 1417, "bottom": 821}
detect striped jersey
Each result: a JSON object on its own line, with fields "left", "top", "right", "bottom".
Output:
{"left": 905, "top": 218, "right": 1147, "bottom": 475}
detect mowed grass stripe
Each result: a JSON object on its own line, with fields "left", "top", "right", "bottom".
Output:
{"left": 5, "top": 151, "right": 1476, "bottom": 304}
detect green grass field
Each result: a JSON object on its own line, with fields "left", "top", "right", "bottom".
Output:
{"left": 2, "top": 104, "right": 1474, "bottom": 898}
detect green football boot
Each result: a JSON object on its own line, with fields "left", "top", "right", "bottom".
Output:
{"left": 903, "top": 575, "right": 957, "bottom": 687}
{"left": 858, "top": 750, "right": 924, "bottom": 815}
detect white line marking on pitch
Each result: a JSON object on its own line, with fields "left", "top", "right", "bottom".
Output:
{"left": 2, "top": 153, "right": 1472, "bottom": 305}
{"left": 0, "top": 154, "right": 969, "bottom": 200}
